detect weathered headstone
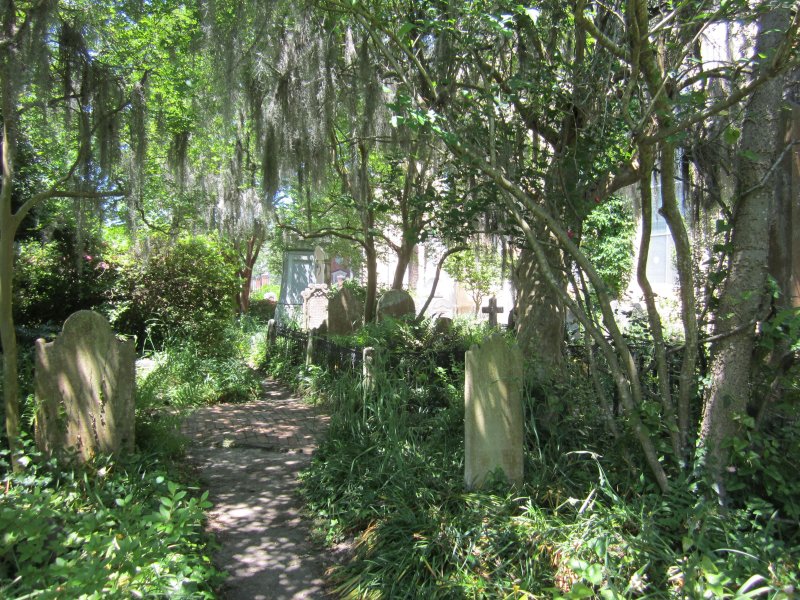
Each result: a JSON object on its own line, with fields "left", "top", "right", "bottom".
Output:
{"left": 328, "top": 286, "right": 364, "bottom": 335}
{"left": 481, "top": 296, "right": 504, "bottom": 328}
{"left": 34, "top": 311, "right": 135, "bottom": 462}
{"left": 301, "top": 284, "right": 329, "bottom": 331}
{"left": 464, "top": 333, "right": 523, "bottom": 488}
{"left": 267, "top": 318, "right": 277, "bottom": 347}
{"left": 433, "top": 316, "right": 453, "bottom": 336}
{"left": 376, "top": 289, "right": 415, "bottom": 322}
{"left": 275, "top": 249, "right": 315, "bottom": 324}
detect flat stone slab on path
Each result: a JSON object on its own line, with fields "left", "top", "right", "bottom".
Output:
{"left": 182, "top": 380, "right": 332, "bottom": 600}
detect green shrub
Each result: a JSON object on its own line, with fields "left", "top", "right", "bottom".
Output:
{"left": 137, "top": 341, "right": 261, "bottom": 410}
{"left": 250, "top": 283, "right": 280, "bottom": 301}
{"left": 248, "top": 298, "right": 277, "bottom": 322}
{"left": 14, "top": 236, "right": 120, "bottom": 328}
{"left": 113, "top": 234, "right": 240, "bottom": 349}
{"left": 0, "top": 445, "right": 222, "bottom": 599}
{"left": 581, "top": 194, "right": 636, "bottom": 299}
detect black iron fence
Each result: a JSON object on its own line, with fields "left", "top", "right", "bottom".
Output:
{"left": 271, "top": 323, "right": 467, "bottom": 378}
{"left": 272, "top": 322, "right": 685, "bottom": 385}
{"left": 273, "top": 324, "right": 364, "bottom": 375}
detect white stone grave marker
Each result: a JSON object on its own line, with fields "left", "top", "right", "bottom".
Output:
{"left": 464, "top": 333, "right": 524, "bottom": 488}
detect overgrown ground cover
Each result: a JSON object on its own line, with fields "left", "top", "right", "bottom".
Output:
{"left": 0, "top": 319, "right": 265, "bottom": 598}
{"left": 264, "top": 319, "right": 800, "bottom": 599}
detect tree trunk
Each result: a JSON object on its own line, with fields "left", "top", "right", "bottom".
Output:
{"left": 660, "top": 140, "right": 699, "bottom": 460}
{"left": 514, "top": 247, "right": 565, "bottom": 370}
{"left": 391, "top": 241, "right": 414, "bottom": 290}
{"left": 1, "top": 200, "right": 20, "bottom": 461}
{"left": 700, "top": 8, "right": 789, "bottom": 494}
{"left": 1, "top": 25, "right": 21, "bottom": 459}
{"left": 364, "top": 239, "right": 378, "bottom": 322}
{"left": 236, "top": 230, "right": 264, "bottom": 314}
{"left": 416, "top": 245, "right": 467, "bottom": 320}
{"left": 634, "top": 0, "right": 702, "bottom": 463}
{"left": 636, "top": 149, "right": 682, "bottom": 459}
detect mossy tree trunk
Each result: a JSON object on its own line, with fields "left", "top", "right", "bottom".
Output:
{"left": 700, "top": 7, "right": 792, "bottom": 497}
{"left": 2, "top": 6, "right": 24, "bottom": 459}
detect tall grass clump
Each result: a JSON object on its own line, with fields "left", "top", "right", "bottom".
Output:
{"left": 265, "top": 317, "right": 800, "bottom": 598}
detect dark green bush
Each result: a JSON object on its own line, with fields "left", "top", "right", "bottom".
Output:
{"left": 112, "top": 234, "right": 240, "bottom": 350}
{"left": 581, "top": 194, "right": 636, "bottom": 299}
{"left": 248, "top": 298, "right": 277, "bottom": 322}
{"left": 13, "top": 235, "right": 119, "bottom": 328}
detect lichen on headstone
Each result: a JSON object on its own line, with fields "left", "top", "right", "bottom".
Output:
{"left": 34, "top": 311, "right": 136, "bottom": 462}
{"left": 301, "top": 283, "right": 329, "bottom": 331}
{"left": 328, "top": 286, "right": 363, "bottom": 335}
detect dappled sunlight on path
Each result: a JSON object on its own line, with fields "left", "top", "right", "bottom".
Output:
{"left": 182, "top": 380, "right": 333, "bottom": 599}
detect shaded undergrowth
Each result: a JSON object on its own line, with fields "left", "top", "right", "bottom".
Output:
{"left": 0, "top": 442, "right": 221, "bottom": 599}
{"left": 1, "top": 319, "right": 268, "bottom": 598}
{"left": 264, "top": 318, "right": 800, "bottom": 599}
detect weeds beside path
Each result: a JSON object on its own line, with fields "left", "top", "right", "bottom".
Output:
{"left": 181, "top": 379, "right": 333, "bottom": 600}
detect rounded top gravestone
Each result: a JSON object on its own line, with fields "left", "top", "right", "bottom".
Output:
{"left": 34, "top": 310, "right": 135, "bottom": 462}
{"left": 376, "top": 290, "right": 415, "bottom": 322}
{"left": 328, "top": 285, "right": 364, "bottom": 335}
{"left": 433, "top": 316, "right": 453, "bottom": 336}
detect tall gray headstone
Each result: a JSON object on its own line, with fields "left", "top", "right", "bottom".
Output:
{"left": 376, "top": 289, "right": 415, "bottom": 322}
{"left": 275, "top": 249, "right": 314, "bottom": 323}
{"left": 34, "top": 311, "right": 135, "bottom": 462}
{"left": 464, "top": 334, "right": 524, "bottom": 488}
{"left": 328, "top": 286, "right": 364, "bottom": 335}
{"left": 301, "top": 283, "right": 329, "bottom": 331}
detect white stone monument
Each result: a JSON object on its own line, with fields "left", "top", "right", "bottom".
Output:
{"left": 464, "top": 334, "right": 524, "bottom": 488}
{"left": 275, "top": 249, "right": 315, "bottom": 324}
{"left": 314, "top": 245, "right": 330, "bottom": 285}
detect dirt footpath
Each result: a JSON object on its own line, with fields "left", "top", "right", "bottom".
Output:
{"left": 181, "top": 380, "right": 333, "bottom": 600}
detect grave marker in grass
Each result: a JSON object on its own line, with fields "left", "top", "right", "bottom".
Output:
{"left": 464, "top": 333, "right": 523, "bottom": 488}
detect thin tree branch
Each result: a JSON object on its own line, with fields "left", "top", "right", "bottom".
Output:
{"left": 14, "top": 189, "right": 126, "bottom": 228}
{"left": 415, "top": 245, "right": 468, "bottom": 321}
{"left": 276, "top": 217, "right": 367, "bottom": 250}
{"left": 575, "top": 0, "right": 629, "bottom": 63}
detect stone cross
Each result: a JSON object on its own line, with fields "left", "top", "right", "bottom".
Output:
{"left": 34, "top": 311, "right": 136, "bottom": 462}
{"left": 464, "top": 333, "right": 523, "bottom": 488}
{"left": 481, "top": 296, "right": 504, "bottom": 327}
